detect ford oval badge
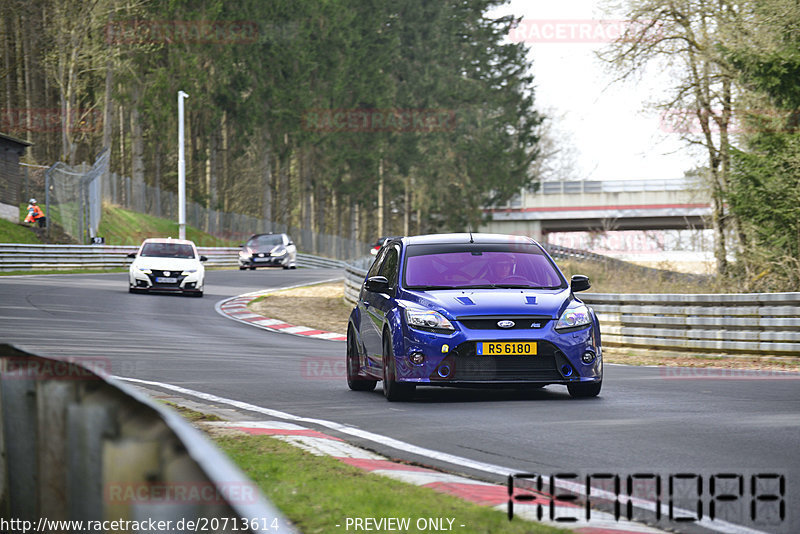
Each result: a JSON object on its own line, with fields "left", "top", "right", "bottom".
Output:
{"left": 497, "top": 320, "right": 515, "bottom": 329}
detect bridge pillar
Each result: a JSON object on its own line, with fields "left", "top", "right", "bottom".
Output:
{"left": 479, "top": 219, "right": 543, "bottom": 242}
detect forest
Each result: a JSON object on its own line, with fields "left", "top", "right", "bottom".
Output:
{"left": 1, "top": 0, "right": 799, "bottom": 290}
{"left": 0, "top": 0, "right": 540, "bottom": 243}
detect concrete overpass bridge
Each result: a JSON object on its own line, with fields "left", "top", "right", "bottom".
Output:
{"left": 479, "top": 178, "right": 711, "bottom": 240}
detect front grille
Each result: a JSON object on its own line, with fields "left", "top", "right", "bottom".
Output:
{"left": 146, "top": 270, "right": 186, "bottom": 287}
{"left": 457, "top": 315, "right": 551, "bottom": 330}
{"left": 432, "top": 340, "right": 572, "bottom": 382}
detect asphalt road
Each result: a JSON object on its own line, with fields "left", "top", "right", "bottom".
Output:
{"left": 1, "top": 269, "right": 798, "bottom": 533}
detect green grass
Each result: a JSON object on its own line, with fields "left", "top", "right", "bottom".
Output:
{"left": 98, "top": 204, "right": 240, "bottom": 246}
{"left": 214, "top": 434, "right": 567, "bottom": 534}
{"left": 0, "top": 217, "right": 43, "bottom": 244}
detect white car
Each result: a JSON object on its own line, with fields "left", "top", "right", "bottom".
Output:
{"left": 128, "top": 238, "right": 207, "bottom": 297}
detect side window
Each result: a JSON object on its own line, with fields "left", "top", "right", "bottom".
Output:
{"left": 378, "top": 246, "right": 400, "bottom": 288}
{"left": 367, "top": 247, "right": 388, "bottom": 278}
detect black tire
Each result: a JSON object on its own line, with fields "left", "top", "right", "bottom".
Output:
{"left": 347, "top": 328, "right": 377, "bottom": 392}
{"left": 282, "top": 265, "right": 289, "bottom": 270}
{"left": 239, "top": 266, "right": 246, "bottom": 270}
{"left": 382, "top": 335, "right": 415, "bottom": 401}
{"left": 567, "top": 380, "right": 602, "bottom": 398}
{"left": 290, "top": 265, "right": 297, "bottom": 269}
{"left": 249, "top": 266, "right": 256, "bottom": 270}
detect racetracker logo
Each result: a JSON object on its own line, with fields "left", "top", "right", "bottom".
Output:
{"left": 104, "top": 481, "right": 258, "bottom": 505}
{"left": 508, "top": 19, "right": 661, "bottom": 43}
{"left": 301, "top": 356, "right": 346, "bottom": 380}
{"left": 301, "top": 109, "right": 456, "bottom": 133}
{"left": 1, "top": 108, "right": 102, "bottom": 133}
{"left": 105, "top": 20, "right": 259, "bottom": 44}
{"left": 0, "top": 357, "right": 109, "bottom": 380}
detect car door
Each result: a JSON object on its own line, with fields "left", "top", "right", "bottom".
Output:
{"left": 359, "top": 247, "right": 388, "bottom": 365}
{"left": 361, "top": 244, "right": 400, "bottom": 367}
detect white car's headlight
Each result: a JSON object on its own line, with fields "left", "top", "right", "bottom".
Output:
{"left": 134, "top": 266, "right": 152, "bottom": 274}
{"left": 555, "top": 304, "right": 591, "bottom": 331}
{"left": 272, "top": 248, "right": 287, "bottom": 257}
{"left": 406, "top": 309, "right": 454, "bottom": 331}
{"left": 182, "top": 269, "right": 197, "bottom": 275}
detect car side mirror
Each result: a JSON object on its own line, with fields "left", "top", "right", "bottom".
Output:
{"left": 570, "top": 274, "right": 591, "bottom": 292}
{"left": 365, "top": 276, "right": 390, "bottom": 293}
{"left": 199, "top": 255, "right": 208, "bottom": 262}
{"left": 127, "top": 252, "right": 137, "bottom": 259}
{"left": 287, "top": 241, "right": 294, "bottom": 246}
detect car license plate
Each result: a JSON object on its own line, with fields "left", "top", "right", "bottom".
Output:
{"left": 477, "top": 342, "right": 537, "bottom": 356}
{"left": 155, "top": 277, "right": 177, "bottom": 283}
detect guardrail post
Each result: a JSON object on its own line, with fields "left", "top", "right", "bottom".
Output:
{"left": 67, "top": 395, "right": 118, "bottom": 520}
{"left": 37, "top": 380, "right": 78, "bottom": 520}
{"left": 0, "top": 371, "right": 38, "bottom": 520}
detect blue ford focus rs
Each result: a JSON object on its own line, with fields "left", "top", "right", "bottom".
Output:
{"left": 346, "top": 233, "right": 602, "bottom": 401}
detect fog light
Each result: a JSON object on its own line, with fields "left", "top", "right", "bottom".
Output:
{"left": 581, "top": 351, "right": 596, "bottom": 364}
{"left": 409, "top": 352, "right": 425, "bottom": 365}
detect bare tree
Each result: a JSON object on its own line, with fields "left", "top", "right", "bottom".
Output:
{"left": 598, "top": 0, "right": 749, "bottom": 275}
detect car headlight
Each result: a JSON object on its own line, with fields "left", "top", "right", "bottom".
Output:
{"left": 239, "top": 250, "right": 252, "bottom": 258}
{"left": 555, "top": 304, "right": 591, "bottom": 331}
{"left": 182, "top": 269, "right": 197, "bottom": 275}
{"left": 134, "top": 266, "right": 151, "bottom": 274}
{"left": 406, "top": 309, "right": 454, "bottom": 331}
{"left": 272, "top": 248, "right": 287, "bottom": 257}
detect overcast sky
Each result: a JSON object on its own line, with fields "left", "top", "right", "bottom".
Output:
{"left": 497, "top": 0, "right": 703, "bottom": 182}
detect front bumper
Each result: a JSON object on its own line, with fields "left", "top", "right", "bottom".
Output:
{"left": 239, "top": 254, "right": 288, "bottom": 268}
{"left": 130, "top": 269, "right": 203, "bottom": 293}
{"left": 394, "top": 320, "right": 601, "bottom": 386}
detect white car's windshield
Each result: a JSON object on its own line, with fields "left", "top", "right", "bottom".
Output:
{"left": 140, "top": 243, "right": 195, "bottom": 259}
{"left": 248, "top": 235, "right": 283, "bottom": 247}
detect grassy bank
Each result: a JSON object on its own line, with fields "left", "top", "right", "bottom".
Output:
{"left": 98, "top": 204, "right": 239, "bottom": 246}
{"left": 214, "top": 432, "right": 565, "bottom": 534}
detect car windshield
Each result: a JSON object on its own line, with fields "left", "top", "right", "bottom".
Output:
{"left": 403, "top": 243, "right": 565, "bottom": 289}
{"left": 140, "top": 243, "right": 196, "bottom": 259}
{"left": 248, "top": 235, "right": 283, "bottom": 247}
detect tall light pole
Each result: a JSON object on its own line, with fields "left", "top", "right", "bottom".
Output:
{"left": 178, "top": 90, "right": 189, "bottom": 240}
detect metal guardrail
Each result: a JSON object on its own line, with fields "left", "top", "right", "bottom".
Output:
{"left": 343, "top": 258, "right": 800, "bottom": 358}
{"left": 582, "top": 292, "right": 800, "bottom": 356}
{"left": 0, "top": 244, "right": 346, "bottom": 271}
{"left": 0, "top": 344, "right": 296, "bottom": 531}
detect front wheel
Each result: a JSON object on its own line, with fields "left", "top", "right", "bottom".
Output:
{"left": 567, "top": 380, "right": 602, "bottom": 398}
{"left": 382, "top": 335, "right": 415, "bottom": 401}
{"left": 346, "top": 329, "right": 376, "bottom": 392}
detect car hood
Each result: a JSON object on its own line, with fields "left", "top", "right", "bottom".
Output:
{"left": 133, "top": 257, "right": 201, "bottom": 270}
{"left": 401, "top": 288, "right": 573, "bottom": 318}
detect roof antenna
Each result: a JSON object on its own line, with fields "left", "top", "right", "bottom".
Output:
{"left": 468, "top": 224, "right": 474, "bottom": 243}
